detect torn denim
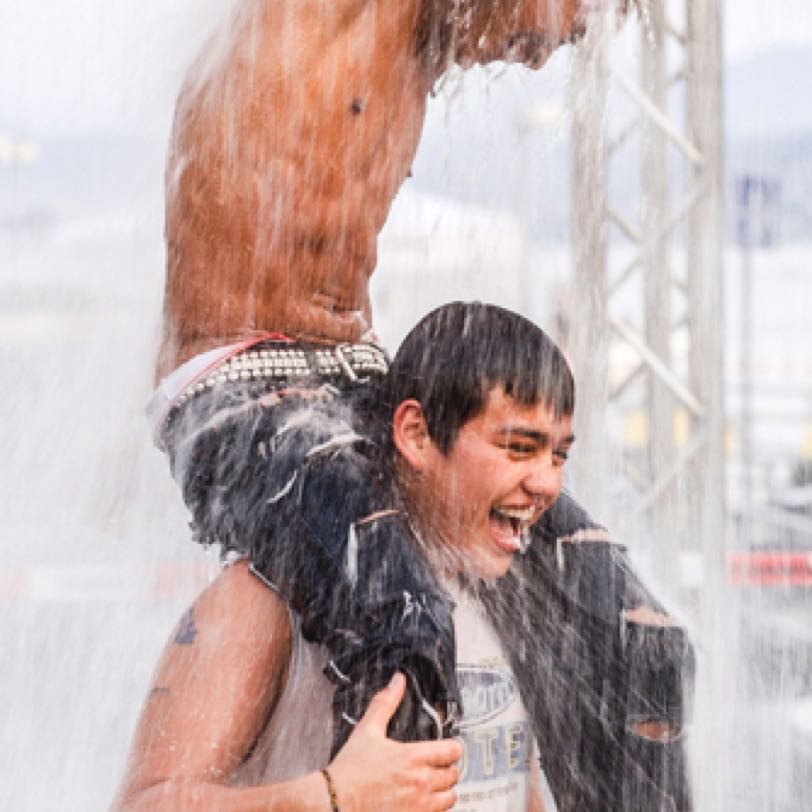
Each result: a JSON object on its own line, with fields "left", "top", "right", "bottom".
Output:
{"left": 159, "top": 353, "right": 460, "bottom": 750}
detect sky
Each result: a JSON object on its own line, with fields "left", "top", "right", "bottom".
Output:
{"left": 724, "top": 0, "right": 812, "bottom": 58}
{"left": 1, "top": 0, "right": 811, "bottom": 138}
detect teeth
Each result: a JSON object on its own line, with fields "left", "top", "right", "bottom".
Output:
{"left": 491, "top": 507, "right": 535, "bottom": 554}
{"left": 494, "top": 506, "right": 535, "bottom": 523}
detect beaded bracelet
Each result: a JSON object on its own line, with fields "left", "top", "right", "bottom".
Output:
{"left": 321, "top": 768, "right": 341, "bottom": 812}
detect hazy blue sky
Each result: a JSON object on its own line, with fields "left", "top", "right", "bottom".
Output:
{"left": 724, "top": 0, "right": 812, "bottom": 58}
{"left": 1, "top": 0, "right": 811, "bottom": 137}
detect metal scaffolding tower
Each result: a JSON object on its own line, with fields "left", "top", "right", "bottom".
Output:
{"left": 568, "top": 0, "right": 726, "bottom": 593}
{"left": 568, "top": 3, "right": 728, "bottom": 806}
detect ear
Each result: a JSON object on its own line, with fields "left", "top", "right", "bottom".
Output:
{"left": 392, "top": 399, "right": 433, "bottom": 472}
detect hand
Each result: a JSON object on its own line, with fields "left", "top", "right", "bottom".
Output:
{"left": 327, "top": 673, "right": 462, "bottom": 812}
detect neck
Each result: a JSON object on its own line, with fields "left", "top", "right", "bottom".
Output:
{"left": 397, "top": 472, "right": 464, "bottom": 581}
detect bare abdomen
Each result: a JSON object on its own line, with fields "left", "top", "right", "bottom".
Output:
{"left": 157, "top": 9, "right": 429, "bottom": 378}
{"left": 159, "top": 161, "right": 390, "bottom": 376}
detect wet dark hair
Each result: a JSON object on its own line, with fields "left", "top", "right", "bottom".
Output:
{"left": 385, "top": 301, "right": 574, "bottom": 454}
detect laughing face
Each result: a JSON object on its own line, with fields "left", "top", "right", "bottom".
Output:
{"left": 399, "top": 387, "right": 574, "bottom": 581}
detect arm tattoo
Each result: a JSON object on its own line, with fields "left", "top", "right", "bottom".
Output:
{"left": 174, "top": 606, "right": 199, "bottom": 645}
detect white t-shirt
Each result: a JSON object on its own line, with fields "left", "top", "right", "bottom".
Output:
{"left": 449, "top": 582, "right": 536, "bottom": 812}
{"left": 235, "top": 585, "right": 557, "bottom": 812}
{"left": 229, "top": 606, "right": 333, "bottom": 787}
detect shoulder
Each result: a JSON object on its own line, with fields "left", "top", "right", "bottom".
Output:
{"left": 111, "top": 561, "right": 295, "bottom": 804}
{"left": 194, "top": 559, "right": 293, "bottom": 661}
{"left": 154, "top": 559, "right": 295, "bottom": 715}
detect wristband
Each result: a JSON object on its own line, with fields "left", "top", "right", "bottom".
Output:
{"left": 321, "top": 768, "right": 341, "bottom": 812}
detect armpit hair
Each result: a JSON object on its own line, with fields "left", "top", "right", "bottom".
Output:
{"left": 414, "top": 0, "right": 454, "bottom": 73}
{"left": 415, "top": 0, "right": 646, "bottom": 70}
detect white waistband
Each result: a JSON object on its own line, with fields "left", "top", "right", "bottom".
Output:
{"left": 146, "top": 339, "right": 257, "bottom": 439}
{"left": 145, "top": 333, "right": 385, "bottom": 442}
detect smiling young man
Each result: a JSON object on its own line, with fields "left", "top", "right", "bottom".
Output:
{"left": 388, "top": 316, "right": 575, "bottom": 585}
{"left": 386, "top": 307, "right": 693, "bottom": 812}
{"left": 385, "top": 302, "right": 576, "bottom": 812}
{"left": 116, "top": 302, "right": 572, "bottom": 811}
{"left": 397, "top": 386, "right": 573, "bottom": 580}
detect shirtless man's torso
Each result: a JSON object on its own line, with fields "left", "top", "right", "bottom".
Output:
{"left": 157, "top": 0, "right": 587, "bottom": 379}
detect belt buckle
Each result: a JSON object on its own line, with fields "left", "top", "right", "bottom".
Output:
{"left": 335, "top": 344, "right": 362, "bottom": 382}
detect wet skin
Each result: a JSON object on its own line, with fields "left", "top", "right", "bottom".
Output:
{"left": 157, "top": 0, "right": 589, "bottom": 379}
{"left": 395, "top": 387, "right": 575, "bottom": 581}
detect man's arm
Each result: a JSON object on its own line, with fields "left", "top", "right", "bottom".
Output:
{"left": 110, "top": 559, "right": 308, "bottom": 810}
{"left": 111, "top": 560, "right": 462, "bottom": 812}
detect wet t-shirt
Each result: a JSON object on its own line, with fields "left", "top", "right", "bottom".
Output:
{"left": 450, "top": 583, "right": 536, "bottom": 812}
{"left": 229, "top": 606, "right": 333, "bottom": 787}
{"left": 237, "top": 587, "right": 557, "bottom": 811}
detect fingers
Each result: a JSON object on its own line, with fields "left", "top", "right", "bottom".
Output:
{"left": 430, "top": 788, "right": 458, "bottom": 811}
{"left": 356, "top": 672, "right": 406, "bottom": 733}
{"left": 409, "top": 737, "right": 462, "bottom": 768}
{"left": 428, "top": 764, "right": 460, "bottom": 793}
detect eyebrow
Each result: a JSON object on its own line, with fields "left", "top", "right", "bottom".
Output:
{"left": 496, "top": 428, "right": 576, "bottom": 446}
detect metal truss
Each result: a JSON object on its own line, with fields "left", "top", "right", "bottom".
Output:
{"left": 568, "top": 0, "right": 726, "bottom": 591}
{"left": 567, "top": 3, "right": 728, "bottom": 808}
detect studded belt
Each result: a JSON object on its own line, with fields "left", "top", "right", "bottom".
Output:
{"left": 170, "top": 341, "right": 389, "bottom": 413}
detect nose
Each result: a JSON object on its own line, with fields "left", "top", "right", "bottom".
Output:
{"left": 521, "top": 455, "right": 563, "bottom": 505}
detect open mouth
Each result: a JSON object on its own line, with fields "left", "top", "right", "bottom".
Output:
{"left": 489, "top": 506, "right": 535, "bottom": 553}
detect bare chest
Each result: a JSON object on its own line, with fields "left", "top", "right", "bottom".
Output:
{"left": 277, "top": 51, "right": 429, "bottom": 218}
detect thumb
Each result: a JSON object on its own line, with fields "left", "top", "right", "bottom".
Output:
{"left": 357, "top": 672, "right": 406, "bottom": 735}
